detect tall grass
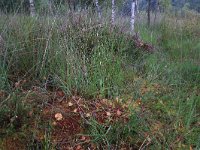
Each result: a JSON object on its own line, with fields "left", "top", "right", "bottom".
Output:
{"left": 0, "top": 10, "right": 199, "bottom": 149}
{"left": 135, "top": 11, "right": 200, "bottom": 149}
{"left": 0, "top": 14, "right": 143, "bottom": 98}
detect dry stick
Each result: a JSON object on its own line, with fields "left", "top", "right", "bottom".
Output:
{"left": 141, "top": 140, "right": 151, "bottom": 150}
{"left": 138, "top": 135, "right": 152, "bottom": 150}
{"left": 40, "top": 34, "right": 51, "bottom": 74}
{"left": 40, "top": 19, "right": 56, "bottom": 75}
{"left": 138, "top": 139, "right": 146, "bottom": 150}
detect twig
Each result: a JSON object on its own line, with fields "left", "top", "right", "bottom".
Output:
{"left": 139, "top": 136, "right": 151, "bottom": 150}
{"left": 40, "top": 18, "right": 56, "bottom": 74}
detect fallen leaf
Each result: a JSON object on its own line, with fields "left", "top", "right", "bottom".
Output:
{"left": 76, "top": 145, "right": 82, "bottom": 150}
{"left": 136, "top": 98, "right": 142, "bottom": 105}
{"left": 116, "top": 109, "right": 122, "bottom": 116}
{"left": 57, "top": 91, "right": 65, "bottom": 97}
{"left": 68, "top": 102, "right": 73, "bottom": 107}
{"left": 73, "top": 108, "right": 78, "bottom": 113}
{"left": 55, "top": 113, "right": 63, "bottom": 121}
{"left": 15, "top": 81, "right": 21, "bottom": 88}
{"left": 52, "top": 121, "right": 57, "bottom": 126}
{"left": 80, "top": 136, "right": 86, "bottom": 141}
{"left": 86, "top": 113, "right": 91, "bottom": 117}
{"left": 106, "top": 112, "right": 111, "bottom": 116}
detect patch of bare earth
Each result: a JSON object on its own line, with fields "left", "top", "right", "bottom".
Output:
{"left": 40, "top": 90, "right": 130, "bottom": 149}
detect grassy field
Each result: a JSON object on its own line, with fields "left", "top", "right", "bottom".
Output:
{"left": 0, "top": 11, "right": 200, "bottom": 149}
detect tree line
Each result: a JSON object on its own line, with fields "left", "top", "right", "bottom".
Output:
{"left": 0, "top": 0, "right": 105, "bottom": 13}
{"left": 1, "top": 0, "right": 200, "bottom": 14}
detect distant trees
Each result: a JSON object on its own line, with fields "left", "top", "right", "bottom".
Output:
{"left": 146, "top": 0, "right": 173, "bottom": 26}
{"left": 160, "top": 0, "right": 171, "bottom": 11}
{"left": 188, "top": 0, "right": 200, "bottom": 12}
{"left": 147, "top": 0, "right": 151, "bottom": 26}
{"left": 154, "top": 0, "right": 159, "bottom": 23}
{"left": 67, "top": 0, "right": 76, "bottom": 11}
{"left": 0, "top": 0, "right": 200, "bottom": 15}
{"left": 94, "top": 0, "right": 102, "bottom": 19}
{"left": 0, "top": 0, "right": 29, "bottom": 13}
{"left": 139, "top": 0, "right": 200, "bottom": 12}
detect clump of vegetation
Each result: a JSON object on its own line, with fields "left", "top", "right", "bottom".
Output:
{"left": 0, "top": 4, "right": 200, "bottom": 150}
{"left": 0, "top": 15, "right": 143, "bottom": 98}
